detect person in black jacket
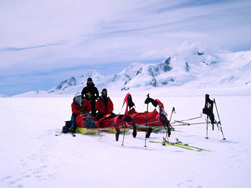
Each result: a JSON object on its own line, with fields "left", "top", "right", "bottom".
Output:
{"left": 81, "top": 78, "right": 99, "bottom": 117}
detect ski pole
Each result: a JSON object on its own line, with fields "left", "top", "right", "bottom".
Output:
{"left": 114, "top": 103, "right": 125, "bottom": 141}
{"left": 214, "top": 99, "right": 221, "bottom": 125}
{"left": 165, "top": 107, "right": 175, "bottom": 140}
{"left": 206, "top": 116, "right": 209, "bottom": 139}
{"left": 214, "top": 99, "right": 226, "bottom": 140}
{"left": 121, "top": 124, "right": 126, "bottom": 146}
{"left": 122, "top": 102, "right": 132, "bottom": 146}
{"left": 172, "top": 122, "right": 207, "bottom": 126}
{"left": 144, "top": 94, "right": 149, "bottom": 147}
{"left": 176, "top": 114, "right": 203, "bottom": 122}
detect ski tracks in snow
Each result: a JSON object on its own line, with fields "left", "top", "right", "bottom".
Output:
{"left": 177, "top": 179, "right": 202, "bottom": 188}
{"left": 0, "top": 129, "right": 60, "bottom": 188}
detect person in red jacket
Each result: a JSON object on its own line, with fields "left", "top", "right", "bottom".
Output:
{"left": 96, "top": 88, "right": 114, "bottom": 120}
{"left": 69, "top": 95, "right": 91, "bottom": 132}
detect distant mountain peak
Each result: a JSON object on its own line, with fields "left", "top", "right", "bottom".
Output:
{"left": 54, "top": 76, "right": 77, "bottom": 91}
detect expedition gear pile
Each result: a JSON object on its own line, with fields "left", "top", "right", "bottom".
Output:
{"left": 62, "top": 93, "right": 225, "bottom": 143}
{"left": 63, "top": 93, "right": 172, "bottom": 140}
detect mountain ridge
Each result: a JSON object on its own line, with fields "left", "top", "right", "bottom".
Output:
{"left": 13, "top": 48, "right": 251, "bottom": 97}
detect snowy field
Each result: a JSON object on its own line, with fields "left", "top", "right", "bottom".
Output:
{"left": 0, "top": 93, "right": 250, "bottom": 188}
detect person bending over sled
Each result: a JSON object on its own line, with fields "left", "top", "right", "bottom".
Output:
{"left": 69, "top": 95, "right": 91, "bottom": 133}
{"left": 81, "top": 78, "right": 99, "bottom": 117}
{"left": 95, "top": 88, "right": 114, "bottom": 120}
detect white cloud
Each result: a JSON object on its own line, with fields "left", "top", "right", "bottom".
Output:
{"left": 0, "top": 0, "right": 251, "bottom": 95}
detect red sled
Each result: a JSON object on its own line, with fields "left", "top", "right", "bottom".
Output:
{"left": 128, "top": 108, "right": 165, "bottom": 131}
{"left": 118, "top": 93, "right": 171, "bottom": 138}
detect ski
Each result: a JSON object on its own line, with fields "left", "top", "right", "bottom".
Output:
{"left": 173, "top": 139, "right": 212, "bottom": 152}
{"left": 149, "top": 140, "right": 212, "bottom": 152}
{"left": 149, "top": 140, "right": 199, "bottom": 151}
{"left": 175, "top": 143, "right": 211, "bottom": 152}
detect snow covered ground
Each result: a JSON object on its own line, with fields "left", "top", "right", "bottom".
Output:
{"left": 0, "top": 91, "right": 250, "bottom": 188}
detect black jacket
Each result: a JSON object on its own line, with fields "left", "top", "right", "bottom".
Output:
{"left": 81, "top": 83, "right": 99, "bottom": 102}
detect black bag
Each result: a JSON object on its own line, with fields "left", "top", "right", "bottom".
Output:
{"left": 84, "top": 113, "right": 96, "bottom": 128}
{"left": 202, "top": 94, "right": 215, "bottom": 124}
{"left": 62, "top": 120, "right": 72, "bottom": 133}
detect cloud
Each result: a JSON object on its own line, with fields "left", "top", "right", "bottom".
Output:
{"left": 0, "top": 0, "right": 251, "bottom": 95}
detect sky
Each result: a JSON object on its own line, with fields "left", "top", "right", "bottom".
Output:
{"left": 0, "top": 0, "right": 251, "bottom": 96}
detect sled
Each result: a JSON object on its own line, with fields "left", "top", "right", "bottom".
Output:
{"left": 130, "top": 109, "right": 164, "bottom": 126}
{"left": 76, "top": 127, "right": 98, "bottom": 135}
{"left": 98, "top": 114, "right": 130, "bottom": 133}
{"left": 112, "top": 93, "right": 171, "bottom": 141}
{"left": 125, "top": 108, "right": 166, "bottom": 133}
{"left": 102, "top": 127, "right": 130, "bottom": 134}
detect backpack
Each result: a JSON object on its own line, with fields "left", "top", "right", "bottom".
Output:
{"left": 62, "top": 120, "right": 72, "bottom": 133}
{"left": 202, "top": 94, "right": 215, "bottom": 124}
{"left": 84, "top": 113, "right": 97, "bottom": 128}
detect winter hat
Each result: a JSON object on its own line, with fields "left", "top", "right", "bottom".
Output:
{"left": 74, "top": 95, "right": 82, "bottom": 107}
{"left": 101, "top": 89, "right": 107, "bottom": 98}
{"left": 87, "top": 77, "right": 92, "bottom": 82}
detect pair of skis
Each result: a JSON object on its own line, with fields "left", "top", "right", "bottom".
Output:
{"left": 149, "top": 138, "right": 212, "bottom": 152}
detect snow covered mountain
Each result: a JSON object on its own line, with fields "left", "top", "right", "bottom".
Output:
{"left": 49, "top": 70, "right": 105, "bottom": 94}
{"left": 15, "top": 48, "right": 251, "bottom": 97}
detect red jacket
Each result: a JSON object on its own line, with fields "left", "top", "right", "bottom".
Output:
{"left": 95, "top": 96, "right": 113, "bottom": 115}
{"left": 71, "top": 98, "right": 91, "bottom": 115}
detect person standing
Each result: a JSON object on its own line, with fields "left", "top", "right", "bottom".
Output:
{"left": 81, "top": 78, "right": 99, "bottom": 117}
